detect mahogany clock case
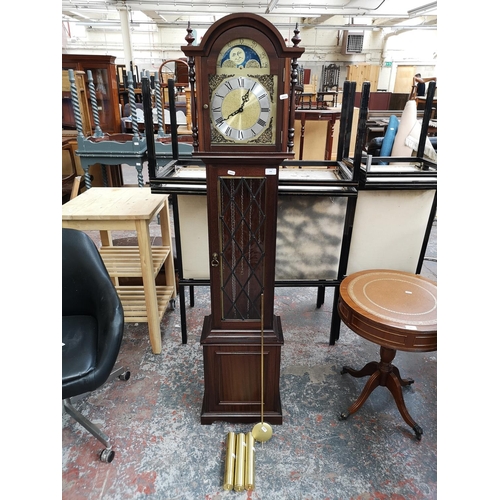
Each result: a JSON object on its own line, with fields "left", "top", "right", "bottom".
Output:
{"left": 179, "top": 13, "right": 304, "bottom": 424}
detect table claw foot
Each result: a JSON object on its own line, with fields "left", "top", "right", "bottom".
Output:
{"left": 413, "top": 424, "right": 423, "bottom": 441}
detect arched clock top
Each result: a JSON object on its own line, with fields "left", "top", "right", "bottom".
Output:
{"left": 182, "top": 12, "right": 304, "bottom": 61}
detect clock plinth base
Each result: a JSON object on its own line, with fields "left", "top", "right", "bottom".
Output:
{"left": 199, "top": 314, "right": 284, "bottom": 425}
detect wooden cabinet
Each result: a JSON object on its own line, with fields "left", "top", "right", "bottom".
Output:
{"left": 353, "top": 91, "right": 391, "bottom": 110}
{"left": 62, "top": 54, "right": 121, "bottom": 134}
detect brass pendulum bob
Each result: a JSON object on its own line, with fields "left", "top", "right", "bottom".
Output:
{"left": 252, "top": 293, "right": 273, "bottom": 443}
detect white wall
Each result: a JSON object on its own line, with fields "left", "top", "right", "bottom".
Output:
{"left": 62, "top": 20, "right": 437, "bottom": 92}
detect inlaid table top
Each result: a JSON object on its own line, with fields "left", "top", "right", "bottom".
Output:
{"left": 338, "top": 269, "right": 437, "bottom": 352}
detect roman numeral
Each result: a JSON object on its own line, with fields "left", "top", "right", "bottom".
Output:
{"left": 257, "top": 118, "right": 267, "bottom": 127}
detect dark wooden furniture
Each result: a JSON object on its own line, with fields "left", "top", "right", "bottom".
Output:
{"left": 389, "top": 92, "right": 409, "bottom": 110}
{"left": 354, "top": 91, "right": 391, "bottom": 110}
{"left": 337, "top": 269, "right": 437, "bottom": 440}
{"left": 296, "top": 92, "right": 315, "bottom": 109}
{"left": 316, "top": 91, "right": 338, "bottom": 109}
{"left": 364, "top": 109, "right": 428, "bottom": 148}
{"left": 181, "top": 13, "right": 304, "bottom": 425}
{"left": 62, "top": 54, "right": 122, "bottom": 134}
{"left": 319, "top": 63, "right": 339, "bottom": 107}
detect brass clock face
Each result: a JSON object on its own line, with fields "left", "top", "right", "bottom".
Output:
{"left": 210, "top": 75, "right": 276, "bottom": 145}
{"left": 216, "top": 38, "right": 270, "bottom": 74}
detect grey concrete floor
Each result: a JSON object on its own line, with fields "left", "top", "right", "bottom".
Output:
{"left": 62, "top": 208, "right": 438, "bottom": 499}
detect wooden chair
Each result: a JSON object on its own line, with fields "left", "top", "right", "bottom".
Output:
{"left": 409, "top": 84, "right": 418, "bottom": 101}
{"left": 318, "top": 64, "right": 340, "bottom": 107}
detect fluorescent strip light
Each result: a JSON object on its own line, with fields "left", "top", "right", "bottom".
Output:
{"left": 266, "top": 0, "right": 279, "bottom": 14}
{"left": 408, "top": 2, "right": 437, "bottom": 17}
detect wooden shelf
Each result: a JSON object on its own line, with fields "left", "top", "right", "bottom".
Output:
{"left": 116, "top": 285, "right": 175, "bottom": 323}
{"left": 99, "top": 245, "right": 174, "bottom": 324}
{"left": 99, "top": 246, "right": 170, "bottom": 278}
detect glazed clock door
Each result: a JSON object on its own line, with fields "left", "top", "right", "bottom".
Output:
{"left": 207, "top": 163, "right": 278, "bottom": 332}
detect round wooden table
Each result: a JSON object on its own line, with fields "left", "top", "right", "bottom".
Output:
{"left": 337, "top": 269, "right": 437, "bottom": 440}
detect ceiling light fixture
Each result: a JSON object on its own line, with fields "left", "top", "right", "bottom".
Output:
{"left": 266, "top": 0, "right": 279, "bottom": 14}
{"left": 407, "top": 2, "right": 437, "bottom": 17}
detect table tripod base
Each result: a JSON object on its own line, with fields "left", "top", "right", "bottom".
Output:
{"left": 339, "top": 346, "right": 423, "bottom": 440}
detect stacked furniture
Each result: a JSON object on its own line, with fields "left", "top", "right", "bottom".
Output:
{"left": 67, "top": 68, "right": 148, "bottom": 188}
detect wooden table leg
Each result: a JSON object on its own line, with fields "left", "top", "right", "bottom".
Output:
{"left": 136, "top": 219, "right": 162, "bottom": 354}
{"left": 341, "top": 360, "right": 378, "bottom": 379}
{"left": 340, "top": 346, "right": 422, "bottom": 440}
{"left": 158, "top": 199, "right": 177, "bottom": 298}
{"left": 340, "top": 370, "right": 381, "bottom": 419}
{"left": 386, "top": 371, "right": 423, "bottom": 440}
{"left": 99, "top": 231, "right": 118, "bottom": 286}
{"left": 299, "top": 116, "right": 306, "bottom": 160}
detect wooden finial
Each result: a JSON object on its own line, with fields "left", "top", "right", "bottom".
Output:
{"left": 185, "top": 21, "right": 195, "bottom": 45}
{"left": 292, "top": 23, "right": 301, "bottom": 47}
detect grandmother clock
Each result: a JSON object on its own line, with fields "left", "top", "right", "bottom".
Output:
{"left": 182, "top": 13, "right": 303, "bottom": 424}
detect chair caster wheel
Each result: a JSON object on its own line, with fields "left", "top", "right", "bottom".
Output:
{"left": 119, "top": 371, "right": 131, "bottom": 381}
{"left": 100, "top": 448, "right": 115, "bottom": 463}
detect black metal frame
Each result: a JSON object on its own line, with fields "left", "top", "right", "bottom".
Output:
{"left": 146, "top": 79, "right": 368, "bottom": 345}
{"left": 145, "top": 79, "right": 437, "bottom": 347}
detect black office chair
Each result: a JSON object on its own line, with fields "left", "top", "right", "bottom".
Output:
{"left": 62, "top": 228, "right": 130, "bottom": 463}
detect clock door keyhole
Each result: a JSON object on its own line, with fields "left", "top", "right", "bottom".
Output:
{"left": 211, "top": 252, "right": 220, "bottom": 267}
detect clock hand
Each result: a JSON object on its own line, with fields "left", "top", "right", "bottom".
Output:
{"left": 224, "top": 89, "right": 251, "bottom": 120}
{"left": 240, "top": 89, "right": 251, "bottom": 107}
{"left": 225, "top": 106, "right": 244, "bottom": 120}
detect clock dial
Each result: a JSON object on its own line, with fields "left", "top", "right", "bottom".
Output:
{"left": 210, "top": 75, "right": 276, "bottom": 144}
{"left": 216, "top": 38, "right": 270, "bottom": 75}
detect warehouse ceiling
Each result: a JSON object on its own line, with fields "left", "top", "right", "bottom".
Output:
{"left": 61, "top": 0, "right": 437, "bottom": 30}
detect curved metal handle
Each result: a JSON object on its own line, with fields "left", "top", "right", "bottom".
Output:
{"left": 211, "top": 252, "right": 220, "bottom": 267}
